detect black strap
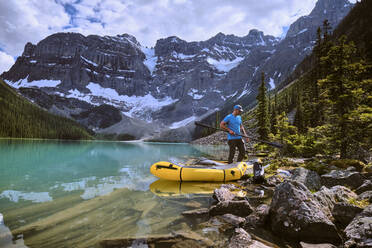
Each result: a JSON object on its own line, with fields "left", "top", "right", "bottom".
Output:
{"left": 223, "top": 169, "right": 226, "bottom": 182}
{"left": 179, "top": 167, "right": 183, "bottom": 182}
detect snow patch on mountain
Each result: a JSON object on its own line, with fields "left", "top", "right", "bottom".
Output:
{"left": 206, "top": 57, "right": 244, "bottom": 72}
{"left": 269, "top": 77, "right": 275, "bottom": 89}
{"left": 188, "top": 88, "right": 204, "bottom": 99}
{"left": 81, "top": 56, "right": 98, "bottom": 67}
{"left": 172, "top": 51, "right": 195, "bottom": 60}
{"left": 5, "top": 77, "right": 61, "bottom": 89}
{"left": 141, "top": 47, "right": 158, "bottom": 74}
{"left": 169, "top": 116, "right": 197, "bottom": 129}
{"left": 237, "top": 83, "right": 252, "bottom": 99}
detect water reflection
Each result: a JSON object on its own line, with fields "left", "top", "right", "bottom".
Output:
{"left": 0, "top": 140, "right": 228, "bottom": 248}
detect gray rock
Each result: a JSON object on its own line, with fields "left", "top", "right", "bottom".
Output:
{"left": 347, "top": 166, "right": 357, "bottom": 171}
{"left": 244, "top": 204, "right": 270, "bottom": 228}
{"left": 270, "top": 180, "right": 341, "bottom": 244}
{"left": 344, "top": 204, "right": 372, "bottom": 248}
{"left": 300, "top": 242, "right": 336, "bottom": 248}
{"left": 356, "top": 180, "right": 372, "bottom": 195}
{"left": 321, "top": 170, "right": 364, "bottom": 189}
{"left": 358, "top": 191, "right": 372, "bottom": 202}
{"left": 228, "top": 227, "right": 273, "bottom": 248}
{"left": 290, "top": 167, "right": 322, "bottom": 191}
{"left": 213, "top": 185, "right": 238, "bottom": 202}
{"left": 314, "top": 185, "right": 358, "bottom": 219}
{"left": 228, "top": 228, "right": 252, "bottom": 248}
{"left": 265, "top": 175, "right": 283, "bottom": 187}
{"left": 332, "top": 202, "right": 363, "bottom": 227}
{"left": 219, "top": 214, "right": 245, "bottom": 227}
{"left": 209, "top": 200, "right": 253, "bottom": 217}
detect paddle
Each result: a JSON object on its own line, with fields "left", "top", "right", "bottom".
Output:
{"left": 194, "top": 121, "right": 283, "bottom": 149}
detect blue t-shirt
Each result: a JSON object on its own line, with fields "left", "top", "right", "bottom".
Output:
{"left": 223, "top": 114, "right": 242, "bottom": 140}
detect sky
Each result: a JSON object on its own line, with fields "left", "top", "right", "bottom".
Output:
{"left": 0, "top": 0, "right": 356, "bottom": 74}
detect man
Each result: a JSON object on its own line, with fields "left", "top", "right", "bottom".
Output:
{"left": 220, "top": 105, "right": 249, "bottom": 164}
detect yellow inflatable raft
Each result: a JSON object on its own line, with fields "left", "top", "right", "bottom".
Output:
{"left": 150, "top": 160, "right": 250, "bottom": 182}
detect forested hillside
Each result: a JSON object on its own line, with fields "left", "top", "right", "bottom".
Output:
{"left": 253, "top": 0, "right": 371, "bottom": 160}
{"left": 0, "top": 78, "right": 92, "bottom": 140}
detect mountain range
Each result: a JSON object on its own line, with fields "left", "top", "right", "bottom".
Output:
{"left": 0, "top": 0, "right": 354, "bottom": 141}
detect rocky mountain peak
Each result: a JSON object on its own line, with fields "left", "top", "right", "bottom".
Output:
{"left": 286, "top": 0, "right": 353, "bottom": 38}
{"left": 310, "top": 0, "right": 352, "bottom": 17}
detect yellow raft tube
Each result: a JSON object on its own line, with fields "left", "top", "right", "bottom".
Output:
{"left": 150, "top": 160, "right": 250, "bottom": 182}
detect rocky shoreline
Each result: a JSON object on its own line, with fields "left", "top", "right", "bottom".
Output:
{"left": 99, "top": 159, "right": 372, "bottom": 248}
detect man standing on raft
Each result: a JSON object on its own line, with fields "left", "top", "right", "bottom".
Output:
{"left": 220, "top": 105, "right": 249, "bottom": 164}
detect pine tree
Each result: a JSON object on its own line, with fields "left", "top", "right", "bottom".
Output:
{"left": 270, "top": 92, "right": 278, "bottom": 135}
{"left": 256, "top": 72, "right": 270, "bottom": 140}
{"left": 318, "top": 36, "right": 368, "bottom": 158}
{"left": 294, "top": 92, "right": 305, "bottom": 133}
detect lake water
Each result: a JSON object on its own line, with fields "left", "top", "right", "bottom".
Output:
{"left": 0, "top": 139, "right": 231, "bottom": 248}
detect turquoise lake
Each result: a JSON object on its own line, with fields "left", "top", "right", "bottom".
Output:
{"left": 0, "top": 139, "right": 230, "bottom": 248}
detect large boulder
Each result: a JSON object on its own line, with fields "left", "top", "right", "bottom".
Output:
{"left": 209, "top": 200, "right": 253, "bottom": 217}
{"left": 344, "top": 204, "right": 372, "bottom": 248}
{"left": 321, "top": 170, "right": 364, "bottom": 189}
{"left": 290, "top": 167, "right": 322, "bottom": 191}
{"left": 270, "top": 180, "right": 341, "bottom": 244}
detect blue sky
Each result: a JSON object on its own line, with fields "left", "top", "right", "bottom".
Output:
{"left": 0, "top": 0, "right": 355, "bottom": 74}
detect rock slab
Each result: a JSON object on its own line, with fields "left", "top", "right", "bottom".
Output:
{"left": 270, "top": 180, "right": 341, "bottom": 244}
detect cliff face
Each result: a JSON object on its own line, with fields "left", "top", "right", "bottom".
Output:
{"left": 1, "top": 0, "right": 354, "bottom": 141}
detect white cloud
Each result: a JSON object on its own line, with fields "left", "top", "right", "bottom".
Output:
{"left": 0, "top": 51, "right": 15, "bottom": 74}
{"left": 0, "top": 0, "right": 70, "bottom": 56}
{"left": 0, "top": 0, "right": 351, "bottom": 58}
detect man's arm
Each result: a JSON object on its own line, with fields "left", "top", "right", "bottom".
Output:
{"left": 220, "top": 121, "right": 235, "bottom": 135}
{"left": 241, "top": 124, "right": 249, "bottom": 142}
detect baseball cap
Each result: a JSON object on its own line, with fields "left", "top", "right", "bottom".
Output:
{"left": 234, "top": 105, "right": 243, "bottom": 112}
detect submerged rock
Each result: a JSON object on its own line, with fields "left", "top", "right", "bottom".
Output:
{"left": 290, "top": 167, "right": 322, "bottom": 191}
{"left": 321, "top": 170, "right": 364, "bottom": 189}
{"left": 209, "top": 200, "right": 253, "bottom": 217}
{"left": 182, "top": 208, "right": 209, "bottom": 219}
{"left": 99, "top": 231, "right": 214, "bottom": 248}
{"left": 270, "top": 180, "right": 341, "bottom": 244}
{"left": 344, "top": 204, "right": 372, "bottom": 248}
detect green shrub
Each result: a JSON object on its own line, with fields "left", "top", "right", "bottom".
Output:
{"left": 303, "top": 160, "right": 329, "bottom": 175}
{"left": 330, "top": 159, "right": 366, "bottom": 171}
